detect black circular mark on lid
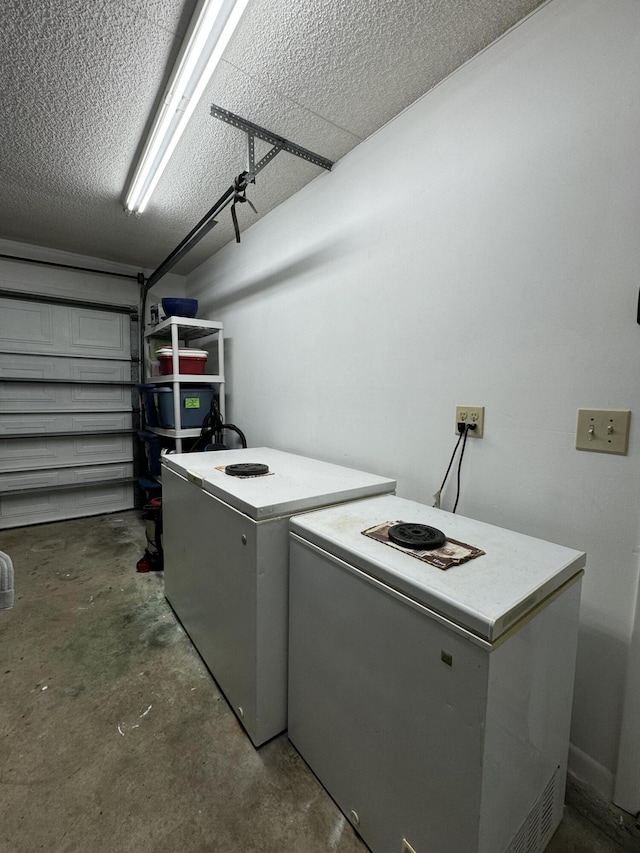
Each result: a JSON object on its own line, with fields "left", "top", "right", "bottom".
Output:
{"left": 388, "top": 523, "right": 446, "bottom": 550}
{"left": 225, "top": 463, "right": 270, "bottom": 477}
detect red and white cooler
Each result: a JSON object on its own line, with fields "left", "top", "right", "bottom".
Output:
{"left": 157, "top": 347, "right": 208, "bottom": 375}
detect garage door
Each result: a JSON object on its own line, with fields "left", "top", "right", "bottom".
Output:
{"left": 0, "top": 292, "right": 139, "bottom": 529}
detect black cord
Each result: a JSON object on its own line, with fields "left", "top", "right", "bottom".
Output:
{"left": 190, "top": 399, "right": 224, "bottom": 450}
{"left": 452, "top": 425, "right": 472, "bottom": 513}
{"left": 436, "top": 429, "right": 464, "bottom": 499}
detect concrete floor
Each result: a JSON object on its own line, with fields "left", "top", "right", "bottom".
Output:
{"left": 0, "top": 510, "right": 634, "bottom": 852}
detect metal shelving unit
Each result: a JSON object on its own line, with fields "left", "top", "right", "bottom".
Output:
{"left": 144, "top": 316, "right": 224, "bottom": 452}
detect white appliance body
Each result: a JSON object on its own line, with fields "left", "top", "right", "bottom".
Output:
{"left": 288, "top": 495, "right": 585, "bottom": 853}
{"left": 162, "top": 448, "right": 395, "bottom": 746}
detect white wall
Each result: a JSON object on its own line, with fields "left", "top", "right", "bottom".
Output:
{"left": 187, "top": 0, "right": 640, "bottom": 801}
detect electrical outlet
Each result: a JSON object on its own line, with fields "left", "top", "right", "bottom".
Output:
{"left": 455, "top": 406, "right": 484, "bottom": 437}
{"left": 576, "top": 409, "right": 630, "bottom": 454}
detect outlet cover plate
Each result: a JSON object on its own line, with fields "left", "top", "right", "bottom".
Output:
{"left": 576, "top": 409, "right": 630, "bottom": 454}
{"left": 455, "top": 406, "right": 484, "bottom": 438}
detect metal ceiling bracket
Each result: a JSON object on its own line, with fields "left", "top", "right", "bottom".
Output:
{"left": 253, "top": 144, "right": 282, "bottom": 176}
{"left": 211, "top": 104, "right": 333, "bottom": 175}
{"left": 145, "top": 107, "right": 334, "bottom": 290}
{"left": 245, "top": 128, "right": 283, "bottom": 179}
{"left": 246, "top": 132, "right": 256, "bottom": 174}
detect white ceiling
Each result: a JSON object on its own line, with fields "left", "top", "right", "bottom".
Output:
{"left": 0, "top": 0, "right": 544, "bottom": 276}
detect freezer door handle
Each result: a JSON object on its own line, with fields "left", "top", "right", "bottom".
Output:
{"left": 186, "top": 470, "right": 204, "bottom": 488}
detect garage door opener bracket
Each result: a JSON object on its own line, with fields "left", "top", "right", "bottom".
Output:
{"left": 145, "top": 106, "right": 333, "bottom": 291}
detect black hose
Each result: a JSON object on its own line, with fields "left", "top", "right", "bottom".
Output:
{"left": 223, "top": 423, "right": 247, "bottom": 448}
{"left": 191, "top": 406, "right": 247, "bottom": 451}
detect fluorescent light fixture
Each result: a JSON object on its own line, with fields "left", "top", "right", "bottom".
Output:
{"left": 125, "top": 0, "right": 249, "bottom": 214}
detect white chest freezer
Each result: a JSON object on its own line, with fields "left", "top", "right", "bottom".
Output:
{"left": 288, "top": 494, "right": 585, "bottom": 853}
{"left": 162, "top": 447, "right": 395, "bottom": 746}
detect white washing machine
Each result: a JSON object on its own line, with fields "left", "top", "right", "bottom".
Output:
{"left": 288, "top": 494, "right": 585, "bottom": 853}
{"left": 162, "top": 447, "right": 395, "bottom": 746}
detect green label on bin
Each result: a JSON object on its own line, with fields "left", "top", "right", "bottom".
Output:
{"left": 184, "top": 397, "right": 200, "bottom": 409}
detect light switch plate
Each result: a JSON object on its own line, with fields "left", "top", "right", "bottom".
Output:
{"left": 576, "top": 409, "right": 631, "bottom": 454}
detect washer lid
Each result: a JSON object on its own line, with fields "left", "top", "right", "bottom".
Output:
{"left": 290, "top": 494, "right": 585, "bottom": 642}
{"left": 161, "top": 448, "right": 396, "bottom": 521}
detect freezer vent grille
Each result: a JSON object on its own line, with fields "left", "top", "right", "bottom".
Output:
{"left": 505, "top": 771, "right": 557, "bottom": 853}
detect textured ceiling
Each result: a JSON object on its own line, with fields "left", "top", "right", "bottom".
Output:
{"left": 0, "top": 0, "right": 544, "bottom": 276}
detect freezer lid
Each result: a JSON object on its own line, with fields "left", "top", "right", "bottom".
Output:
{"left": 290, "top": 494, "right": 586, "bottom": 642}
{"left": 161, "top": 448, "right": 396, "bottom": 520}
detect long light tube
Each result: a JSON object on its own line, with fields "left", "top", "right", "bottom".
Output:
{"left": 125, "top": 0, "right": 249, "bottom": 214}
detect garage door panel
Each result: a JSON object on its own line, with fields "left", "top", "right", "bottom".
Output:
{"left": 0, "top": 412, "right": 133, "bottom": 435}
{"left": 1, "top": 355, "right": 132, "bottom": 411}
{"left": 0, "top": 462, "right": 133, "bottom": 491}
{"left": 1, "top": 354, "right": 131, "bottom": 380}
{"left": 1, "top": 384, "right": 129, "bottom": 412}
{"left": 76, "top": 483, "right": 133, "bottom": 509}
{"left": 76, "top": 464, "right": 135, "bottom": 509}
{"left": 0, "top": 383, "right": 57, "bottom": 406}
{"left": 0, "top": 361, "right": 54, "bottom": 380}
{"left": 71, "top": 310, "right": 127, "bottom": 354}
{"left": 0, "top": 415, "right": 58, "bottom": 435}
{"left": 70, "top": 384, "right": 130, "bottom": 405}
{"left": 71, "top": 414, "right": 132, "bottom": 432}
{"left": 0, "top": 463, "right": 135, "bottom": 529}
{"left": 0, "top": 302, "right": 53, "bottom": 344}
{"left": 72, "top": 362, "right": 131, "bottom": 381}
{"left": 0, "top": 435, "right": 133, "bottom": 473}
{"left": 1, "top": 437, "right": 59, "bottom": 466}
{"left": 0, "top": 470, "right": 56, "bottom": 492}
{"left": 73, "top": 434, "right": 131, "bottom": 459}
{"left": 0, "top": 488, "right": 134, "bottom": 527}
{"left": 0, "top": 491, "right": 55, "bottom": 522}
{"left": 0, "top": 299, "right": 130, "bottom": 358}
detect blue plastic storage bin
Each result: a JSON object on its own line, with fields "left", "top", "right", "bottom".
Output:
{"left": 138, "top": 476, "right": 162, "bottom": 501}
{"left": 138, "top": 430, "right": 163, "bottom": 476}
{"left": 138, "top": 383, "right": 160, "bottom": 428}
{"left": 154, "top": 386, "right": 215, "bottom": 429}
